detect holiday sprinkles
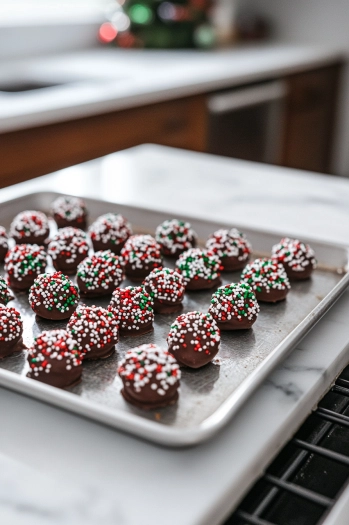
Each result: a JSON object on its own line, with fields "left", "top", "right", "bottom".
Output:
{"left": 118, "top": 343, "right": 180, "bottom": 409}
{"left": 29, "top": 271, "right": 80, "bottom": 320}
{"left": 175, "top": 248, "right": 221, "bottom": 290}
{"left": 143, "top": 267, "right": 185, "bottom": 313}
{"left": 206, "top": 228, "right": 251, "bottom": 271}
{"left": 27, "top": 329, "right": 83, "bottom": 388}
{"left": 272, "top": 237, "right": 316, "bottom": 280}
{"left": 89, "top": 213, "right": 132, "bottom": 253}
{"left": 121, "top": 234, "right": 162, "bottom": 280}
{"left": 155, "top": 219, "right": 197, "bottom": 257}
{"left": 48, "top": 227, "right": 89, "bottom": 273}
{"left": 167, "top": 311, "right": 220, "bottom": 368}
{"left": 241, "top": 258, "right": 291, "bottom": 303}
{"left": 77, "top": 250, "right": 124, "bottom": 296}
{"left": 5, "top": 244, "right": 47, "bottom": 291}
{"left": 109, "top": 286, "right": 154, "bottom": 335}
{"left": 0, "top": 276, "right": 14, "bottom": 306}
{"left": 67, "top": 305, "right": 119, "bottom": 360}
{"left": 0, "top": 304, "right": 24, "bottom": 359}
{"left": 209, "top": 282, "right": 259, "bottom": 330}
{"left": 51, "top": 195, "right": 87, "bottom": 228}
{"left": 10, "top": 210, "right": 49, "bottom": 244}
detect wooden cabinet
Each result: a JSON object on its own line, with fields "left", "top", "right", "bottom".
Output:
{"left": 0, "top": 61, "right": 342, "bottom": 189}
{"left": 280, "top": 64, "right": 342, "bottom": 174}
{"left": 0, "top": 95, "right": 207, "bottom": 189}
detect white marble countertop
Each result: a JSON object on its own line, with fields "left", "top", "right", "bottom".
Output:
{"left": 1, "top": 145, "right": 349, "bottom": 525}
{"left": 0, "top": 44, "right": 344, "bottom": 133}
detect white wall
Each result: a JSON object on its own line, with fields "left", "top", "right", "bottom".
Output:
{"left": 239, "top": 0, "right": 349, "bottom": 176}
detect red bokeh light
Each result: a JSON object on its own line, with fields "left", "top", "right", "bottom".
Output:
{"left": 99, "top": 23, "right": 118, "bottom": 44}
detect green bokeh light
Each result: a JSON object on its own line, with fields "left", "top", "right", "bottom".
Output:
{"left": 129, "top": 4, "right": 154, "bottom": 25}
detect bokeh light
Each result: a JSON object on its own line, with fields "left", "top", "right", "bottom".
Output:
{"left": 98, "top": 22, "right": 118, "bottom": 43}
{"left": 129, "top": 4, "right": 153, "bottom": 25}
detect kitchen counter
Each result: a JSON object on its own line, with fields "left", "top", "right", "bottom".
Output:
{"left": 1, "top": 145, "right": 349, "bottom": 525}
{"left": 0, "top": 44, "right": 344, "bottom": 133}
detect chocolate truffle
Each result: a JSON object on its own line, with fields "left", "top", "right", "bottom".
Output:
{"left": 29, "top": 271, "right": 80, "bottom": 320}
{"left": 241, "top": 258, "right": 291, "bottom": 303}
{"left": 48, "top": 227, "right": 89, "bottom": 274}
{"left": 118, "top": 343, "right": 180, "bottom": 410}
{"left": 167, "top": 311, "right": 220, "bottom": 368}
{"left": 0, "top": 304, "right": 26, "bottom": 358}
{"left": 143, "top": 267, "right": 185, "bottom": 314}
{"left": 120, "top": 234, "right": 162, "bottom": 282}
{"left": 0, "top": 276, "right": 14, "bottom": 306}
{"left": 175, "top": 248, "right": 221, "bottom": 291}
{"left": 155, "top": 219, "right": 197, "bottom": 257}
{"left": 51, "top": 195, "right": 87, "bottom": 229}
{"left": 67, "top": 305, "right": 119, "bottom": 360}
{"left": 27, "top": 330, "right": 83, "bottom": 389}
{"left": 0, "top": 226, "right": 8, "bottom": 262}
{"left": 109, "top": 286, "right": 154, "bottom": 336}
{"left": 10, "top": 210, "right": 49, "bottom": 245}
{"left": 77, "top": 250, "right": 124, "bottom": 297}
{"left": 272, "top": 237, "right": 316, "bottom": 280}
{"left": 209, "top": 283, "right": 259, "bottom": 330}
{"left": 89, "top": 213, "right": 132, "bottom": 254}
{"left": 5, "top": 244, "right": 47, "bottom": 291}
{"left": 205, "top": 228, "right": 251, "bottom": 271}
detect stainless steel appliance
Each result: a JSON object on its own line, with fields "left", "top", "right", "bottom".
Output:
{"left": 207, "top": 80, "right": 287, "bottom": 164}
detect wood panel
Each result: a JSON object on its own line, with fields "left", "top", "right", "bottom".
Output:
{"left": 281, "top": 64, "right": 342, "bottom": 174}
{"left": 0, "top": 95, "right": 207, "bottom": 189}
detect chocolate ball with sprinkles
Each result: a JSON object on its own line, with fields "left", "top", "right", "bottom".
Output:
{"left": 0, "top": 304, "right": 26, "bottom": 359}
{"left": 109, "top": 286, "right": 154, "bottom": 336}
{"left": 272, "top": 237, "right": 316, "bottom": 281}
{"left": 167, "top": 311, "right": 220, "bottom": 368}
{"left": 155, "top": 219, "right": 197, "bottom": 257}
{"left": 175, "top": 248, "right": 221, "bottom": 291}
{"left": 51, "top": 195, "right": 87, "bottom": 229}
{"left": 0, "top": 226, "right": 8, "bottom": 262}
{"left": 241, "top": 258, "right": 291, "bottom": 303}
{"left": 10, "top": 210, "right": 49, "bottom": 245}
{"left": 29, "top": 271, "right": 80, "bottom": 320}
{"left": 77, "top": 250, "right": 124, "bottom": 297}
{"left": 143, "top": 267, "right": 185, "bottom": 314}
{"left": 67, "top": 305, "right": 119, "bottom": 360}
{"left": 48, "top": 227, "right": 89, "bottom": 274}
{"left": 205, "top": 228, "right": 252, "bottom": 271}
{"left": 89, "top": 213, "right": 132, "bottom": 254}
{"left": 120, "top": 234, "right": 162, "bottom": 282}
{"left": 118, "top": 343, "right": 180, "bottom": 410}
{"left": 209, "top": 283, "right": 259, "bottom": 330}
{"left": 5, "top": 244, "right": 47, "bottom": 291}
{"left": 0, "top": 276, "right": 14, "bottom": 306}
{"left": 27, "top": 330, "right": 83, "bottom": 389}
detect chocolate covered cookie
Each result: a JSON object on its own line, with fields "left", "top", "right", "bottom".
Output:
{"left": 48, "top": 227, "right": 89, "bottom": 274}
{"left": 143, "top": 267, "right": 185, "bottom": 314}
{"left": 206, "top": 228, "right": 251, "bottom": 271}
{"left": 241, "top": 258, "right": 291, "bottom": 303}
{"left": 155, "top": 219, "right": 197, "bottom": 257}
{"left": 10, "top": 210, "right": 49, "bottom": 245}
{"left": 27, "top": 330, "right": 83, "bottom": 389}
{"left": 120, "top": 234, "right": 162, "bottom": 282}
{"left": 0, "top": 304, "right": 26, "bottom": 359}
{"left": 209, "top": 282, "right": 259, "bottom": 330}
{"left": 0, "top": 276, "right": 13, "bottom": 306}
{"left": 109, "top": 286, "right": 154, "bottom": 336}
{"left": 77, "top": 250, "right": 124, "bottom": 297}
{"left": 118, "top": 343, "right": 180, "bottom": 410}
{"left": 51, "top": 195, "right": 87, "bottom": 229}
{"left": 89, "top": 213, "right": 132, "bottom": 254}
{"left": 67, "top": 305, "right": 118, "bottom": 360}
{"left": 167, "top": 311, "right": 220, "bottom": 368}
{"left": 5, "top": 244, "right": 47, "bottom": 291}
{"left": 29, "top": 271, "right": 80, "bottom": 320}
{"left": 272, "top": 237, "right": 316, "bottom": 280}
{"left": 175, "top": 248, "right": 221, "bottom": 291}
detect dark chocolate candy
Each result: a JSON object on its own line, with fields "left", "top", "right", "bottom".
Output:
{"left": 10, "top": 210, "right": 49, "bottom": 245}
{"left": 89, "top": 213, "right": 132, "bottom": 254}
{"left": 51, "top": 195, "right": 87, "bottom": 230}
{"left": 155, "top": 219, "right": 197, "bottom": 257}
{"left": 48, "top": 227, "right": 89, "bottom": 274}
{"left": 272, "top": 237, "right": 316, "bottom": 281}
{"left": 0, "top": 304, "right": 26, "bottom": 359}
{"left": 121, "top": 234, "right": 162, "bottom": 281}
{"left": 109, "top": 286, "right": 154, "bottom": 336}
{"left": 143, "top": 267, "right": 185, "bottom": 314}
{"left": 175, "top": 248, "right": 222, "bottom": 291}
{"left": 241, "top": 258, "right": 291, "bottom": 303}
{"left": 5, "top": 244, "right": 47, "bottom": 291}
{"left": 206, "top": 228, "right": 251, "bottom": 272}
{"left": 29, "top": 271, "right": 80, "bottom": 320}
{"left": 209, "top": 282, "right": 259, "bottom": 330}
{"left": 77, "top": 250, "right": 124, "bottom": 297}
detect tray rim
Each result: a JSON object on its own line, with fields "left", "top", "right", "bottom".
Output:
{"left": 0, "top": 190, "right": 348, "bottom": 447}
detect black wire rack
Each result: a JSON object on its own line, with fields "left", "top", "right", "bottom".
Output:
{"left": 224, "top": 364, "right": 349, "bottom": 525}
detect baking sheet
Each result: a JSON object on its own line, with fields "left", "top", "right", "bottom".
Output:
{"left": 0, "top": 191, "right": 348, "bottom": 447}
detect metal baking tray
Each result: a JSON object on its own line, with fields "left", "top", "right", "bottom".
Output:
{"left": 0, "top": 191, "right": 348, "bottom": 447}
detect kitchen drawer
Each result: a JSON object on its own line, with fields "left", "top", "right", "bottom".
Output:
{"left": 288, "top": 67, "right": 337, "bottom": 113}
{"left": 0, "top": 95, "right": 207, "bottom": 188}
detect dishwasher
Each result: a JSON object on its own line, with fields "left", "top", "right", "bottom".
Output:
{"left": 207, "top": 80, "right": 287, "bottom": 164}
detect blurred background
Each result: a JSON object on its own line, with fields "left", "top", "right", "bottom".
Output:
{"left": 0, "top": 0, "right": 348, "bottom": 187}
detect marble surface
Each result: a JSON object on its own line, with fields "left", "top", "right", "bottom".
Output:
{"left": 0, "top": 44, "right": 344, "bottom": 132}
{"left": 1, "top": 145, "right": 349, "bottom": 525}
